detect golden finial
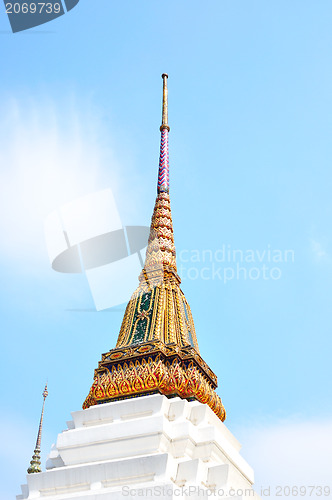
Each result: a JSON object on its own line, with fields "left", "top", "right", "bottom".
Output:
{"left": 160, "top": 73, "right": 170, "bottom": 132}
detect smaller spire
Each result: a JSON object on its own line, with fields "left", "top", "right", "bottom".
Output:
{"left": 27, "top": 384, "right": 48, "bottom": 474}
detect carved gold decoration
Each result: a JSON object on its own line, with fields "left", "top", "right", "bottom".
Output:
{"left": 83, "top": 343, "right": 226, "bottom": 422}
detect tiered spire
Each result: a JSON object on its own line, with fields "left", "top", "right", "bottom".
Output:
{"left": 142, "top": 73, "right": 177, "bottom": 279}
{"left": 27, "top": 384, "right": 48, "bottom": 474}
{"left": 83, "top": 75, "right": 226, "bottom": 421}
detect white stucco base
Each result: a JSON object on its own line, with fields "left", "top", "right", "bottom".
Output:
{"left": 17, "top": 395, "right": 259, "bottom": 500}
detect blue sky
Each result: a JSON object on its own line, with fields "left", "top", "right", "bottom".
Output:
{"left": 1, "top": 1, "right": 332, "bottom": 498}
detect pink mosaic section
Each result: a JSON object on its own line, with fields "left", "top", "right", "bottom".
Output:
{"left": 157, "top": 128, "right": 169, "bottom": 193}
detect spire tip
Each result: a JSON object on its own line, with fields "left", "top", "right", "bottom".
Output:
{"left": 160, "top": 73, "right": 170, "bottom": 132}
{"left": 43, "top": 383, "right": 48, "bottom": 399}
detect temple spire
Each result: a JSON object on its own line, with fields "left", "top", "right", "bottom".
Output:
{"left": 83, "top": 74, "right": 226, "bottom": 422}
{"left": 27, "top": 384, "right": 48, "bottom": 474}
{"left": 143, "top": 73, "right": 176, "bottom": 274}
{"left": 158, "top": 73, "right": 170, "bottom": 194}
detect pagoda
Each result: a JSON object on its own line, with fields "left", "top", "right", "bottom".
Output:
{"left": 83, "top": 74, "right": 225, "bottom": 422}
{"left": 17, "top": 75, "right": 259, "bottom": 500}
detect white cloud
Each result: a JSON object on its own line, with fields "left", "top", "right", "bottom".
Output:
{"left": 0, "top": 96, "right": 119, "bottom": 266}
{"left": 234, "top": 417, "right": 332, "bottom": 499}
